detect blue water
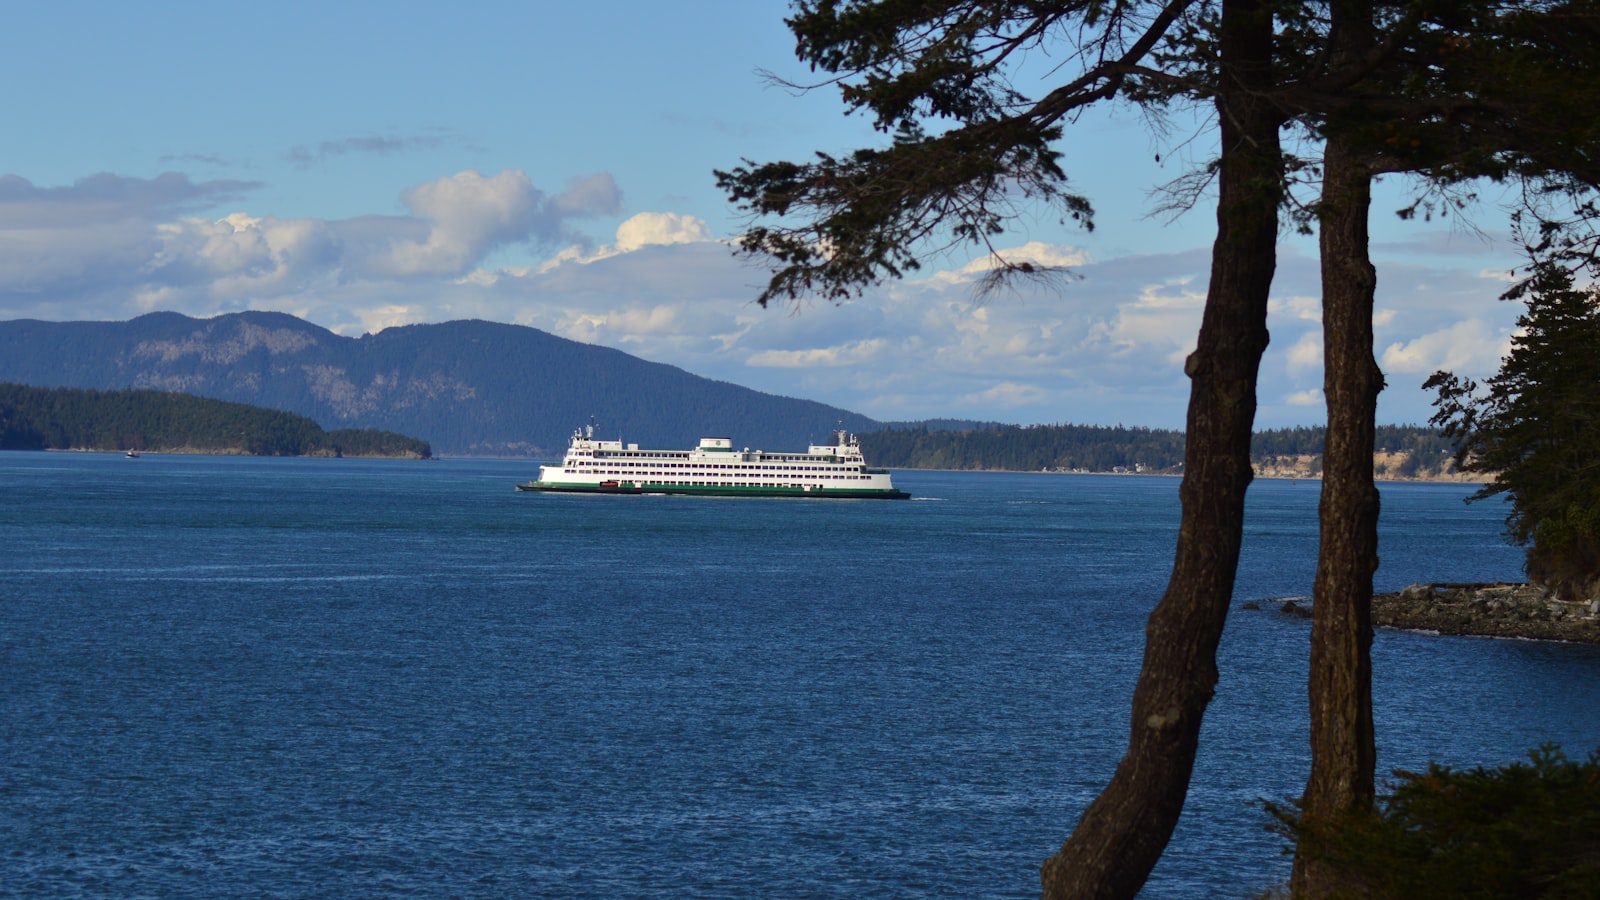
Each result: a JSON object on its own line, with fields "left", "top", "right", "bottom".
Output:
{"left": 2, "top": 453, "right": 1596, "bottom": 897}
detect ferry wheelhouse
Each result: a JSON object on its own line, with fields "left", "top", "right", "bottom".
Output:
{"left": 517, "top": 425, "right": 909, "bottom": 499}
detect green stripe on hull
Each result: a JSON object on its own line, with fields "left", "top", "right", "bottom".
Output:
{"left": 516, "top": 481, "right": 910, "bottom": 500}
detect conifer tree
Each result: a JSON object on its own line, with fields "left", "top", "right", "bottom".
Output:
{"left": 1429, "top": 261, "right": 1600, "bottom": 601}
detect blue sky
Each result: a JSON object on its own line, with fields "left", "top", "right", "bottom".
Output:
{"left": 0, "top": 1, "right": 1528, "bottom": 428}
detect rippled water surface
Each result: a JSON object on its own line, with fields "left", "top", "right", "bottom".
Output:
{"left": 3, "top": 453, "right": 1597, "bottom": 897}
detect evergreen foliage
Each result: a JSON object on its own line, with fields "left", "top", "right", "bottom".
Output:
{"left": 1429, "top": 262, "right": 1600, "bottom": 599}
{"left": 859, "top": 422, "right": 1453, "bottom": 476}
{"left": 0, "top": 384, "right": 430, "bottom": 458}
{"left": 716, "top": 1, "right": 1186, "bottom": 306}
{"left": 1274, "top": 746, "right": 1600, "bottom": 899}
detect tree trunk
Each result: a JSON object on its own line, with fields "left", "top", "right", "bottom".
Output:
{"left": 1039, "top": 1, "right": 1281, "bottom": 896}
{"left": 1294, "top": 149, "right": 1381, "bottom": 894}
{"left": 1291, "top": 1, "right": 1383, "bottom": 893}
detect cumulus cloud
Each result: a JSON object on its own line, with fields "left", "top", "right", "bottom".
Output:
{"left": 384, "top": 170, "right": 548, "bottom": 276}
{"left": 1285, "top": 388, "right": 1323, "bottom": 406}
{"left": 1380, "top": 318, "right": 1512, "bottom": 377}
{"left": 1286, "top": 329, "right": 1323, "bottom": 375}
{"left": 1081, "top": 275, "right": 1206, "bottom": 366}
{"left": 0, "top": 173, "right": 263, "bottom": 300}
{"left": 0, "top": 168, "right": 620, "bottom": 309}
{"left": 616, "top": 211, "right": 711, "bottom": 249}
{"left": 524, "top": 210, "right": 714, "bottom": 274}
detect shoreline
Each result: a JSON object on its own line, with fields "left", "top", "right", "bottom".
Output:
{"left": 1254, "top": 583, "right": 1600, "bottom": 644}
{"left": 881, "top": 465, "right": 1479, "bottom": 485}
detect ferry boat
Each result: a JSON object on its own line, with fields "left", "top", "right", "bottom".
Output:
{"left": 517, "top": 425, "right": 909, "bottom": 499}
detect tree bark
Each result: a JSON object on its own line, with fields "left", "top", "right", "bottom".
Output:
{"left": 1291, "top": 0, "right": 1383, "bottom": 893}
{"left": 1040, "top": 2, "right": 1281, "bottom": 896}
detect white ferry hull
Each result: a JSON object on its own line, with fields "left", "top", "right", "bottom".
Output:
{"left": 517, "top": 480, "right": 909, "bottom": 499}
{"left": 518, "top": 427, "right": 909, "bottom": 500}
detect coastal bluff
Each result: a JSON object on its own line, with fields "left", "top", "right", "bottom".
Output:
{"left": 1253, "top": 583, "right": 1600, "bottom": 643}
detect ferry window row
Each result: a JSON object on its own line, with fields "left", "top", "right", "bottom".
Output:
{"left": 570, "top": 449, "right": 860, "bottom": 464}
{"left": 619, "top": 481, "right": 815, "bottom": 487}
{"left": 564, "top": 469, "right": 870, "bottom": 479}
{"left": 569, "top": 461, "right": 860, "bottom": 472}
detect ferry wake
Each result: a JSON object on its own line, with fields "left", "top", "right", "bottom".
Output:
{"left": 517, "top": 425, "right": 910, "bottom": 499}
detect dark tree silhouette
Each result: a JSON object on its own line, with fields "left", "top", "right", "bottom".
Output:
{"left": 1430, "top": 261, "right": 1600, "bottom": 601}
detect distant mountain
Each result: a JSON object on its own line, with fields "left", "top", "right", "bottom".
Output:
{"left": 0, "top": 312, "right": 881, "bottom": 455}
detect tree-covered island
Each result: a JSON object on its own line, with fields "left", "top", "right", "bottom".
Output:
{"left": 0, "top": 384, "right": 431, "bottom": 458}
{"left": 861, "top": 423, "right": 1462, "bottom": 480}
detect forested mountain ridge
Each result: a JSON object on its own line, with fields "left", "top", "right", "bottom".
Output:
{"left": 0, "top": 384, "right": 430, "bottom": 457}
{"left": 859, "top": 423, "right": 1474, "bottom": 480}
{"left": 0, "top": 312, "right": 880, "bottom": 455}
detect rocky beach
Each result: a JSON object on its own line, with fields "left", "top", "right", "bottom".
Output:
{"left": 1253, "top": 582, "right": 1600, "bottom": 643}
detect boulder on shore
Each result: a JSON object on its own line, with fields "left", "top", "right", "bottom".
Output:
{"left": 1248, "top": 583, "right": 1600, "bottom": 643}
{"left": 1372, "top": 583, "right": 1600, "bottom": 643}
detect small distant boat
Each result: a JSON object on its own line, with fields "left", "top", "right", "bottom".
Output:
{"left": 124, "top": 450, "right": 141, "bottom": 458}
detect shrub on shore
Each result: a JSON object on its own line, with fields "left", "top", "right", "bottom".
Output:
{"left": 1272, "top": 746, "right": 1600, "bottom": 898}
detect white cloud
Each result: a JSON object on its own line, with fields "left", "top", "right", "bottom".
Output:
{"left": 1380, "top": 318, "right": 1511, "bottom": 377}
{"left": 957, "top": 381, "right": 1047, "bottom": 408}
{"left": 1082, "top": 276, "right": 1206, "bottom": 365}
{"left": 1285, "top": 388, "right": 1323, "bottom": 406}
{"left": 394, "top": 170, "right": 542, "bottom": 272}
{"left": 0, "top": 173, "right": 261, "bottom": 298}
{"left": 0, "top": 168, "right": 619, "bottom": 309}
{"left": 349, "top": 304, "right": 422, "bottom": 335}
{"left": 381, "top": 169, "right": 610, "bottom": 277}
{"left": 1286, "top": 330, "right": 1323, "bottom": 375}
{"left": 560, "top": 304, "right": 685, "bottom": 345}
{"left": 615, "top": 211, "right": 710, "bottom": 250}
{"left": 530, "top": 211, "right": 716, "bottom": 274}
{"left": 747, "top": 338, "right": 885, "bottom": 368}
{"left": 1271, "top": 294, "right": 1319, "bottom": 321}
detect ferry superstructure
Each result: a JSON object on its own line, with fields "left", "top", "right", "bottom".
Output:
{"left": 517, "top": 425, "right": 909, "bottom": 499}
